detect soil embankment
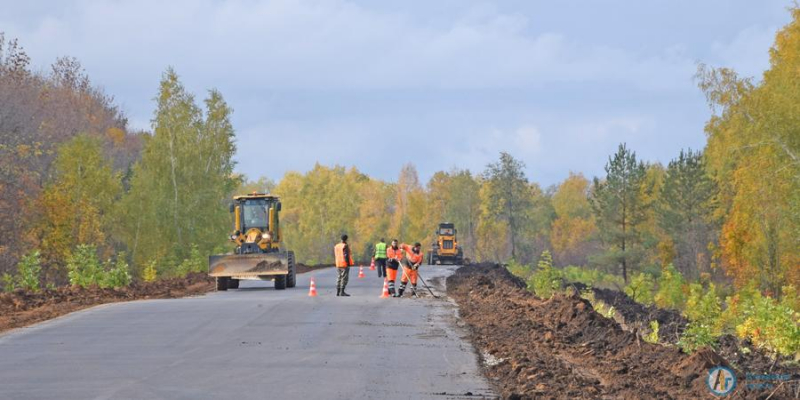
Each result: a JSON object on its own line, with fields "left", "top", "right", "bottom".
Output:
{"left": 447, "top": 263, "right": 798, "bottom": 399}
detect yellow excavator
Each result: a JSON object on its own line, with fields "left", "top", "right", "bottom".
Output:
{"left": 428, "top": 222, "right": 464, "bottom": 265}
{"left": 208, "top": 193, "right": 296, "bottom": 290}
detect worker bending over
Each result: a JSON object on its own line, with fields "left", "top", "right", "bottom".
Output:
{"left": 385, "top": 239, "right": 403, "bottom": 296}
{"left": 396, "top": 242, "right": 424, "bottom": 297}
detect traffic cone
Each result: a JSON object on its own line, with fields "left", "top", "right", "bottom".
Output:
{"left": 369, "top": 258, "right": 376, "bottom": 271}
{"left": 380, "top": 278, "right": 390, "bottom": 298}
{"left": 308, "top": 277, "right": 318, "bottom": 297}
{"left": 358, "top": 265, "right": 365, "bottom": 279}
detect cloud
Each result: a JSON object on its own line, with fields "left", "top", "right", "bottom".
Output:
{"left": 0, "top": 0, "right": 789, "bottom": 185}
{"left": 3, "top": 0, "right": 700, "bottom": 91}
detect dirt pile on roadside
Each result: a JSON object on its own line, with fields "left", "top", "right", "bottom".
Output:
{"left": 295, "top": 263, "right": 332, "bottom": 274}
{"left": 568, "top": 281, "right": 688, "bottom": 343}
{"left": 0, "top": 272, "right": 214, "bottom": 333}
{"left": 447, "top": 264, "right": 797, "bottom": 399}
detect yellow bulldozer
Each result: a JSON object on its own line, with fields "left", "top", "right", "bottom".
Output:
{"left": 428, "top": 222, "right": 464, "bottom": 265}
{"left": 208, "top": 193, "right": 296, "bottom": 291}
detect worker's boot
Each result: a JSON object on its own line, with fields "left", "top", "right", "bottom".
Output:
{"left": 411, "top": 286, "right": 418, "bottom": 297}
{"left": 340, "top": 288, "right": 351, "bottom": 297}
{"left": 388, "top": 287, "right": 395, "bottom": 297}
{"left": 396, "top": 287, "right": 405, "bottom": 297}
{"left": 336, "top": 288, "right": 341, "bottom": 296}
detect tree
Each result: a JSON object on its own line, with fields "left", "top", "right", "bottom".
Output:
{"left": 274, "top": 164, "right": 364, "bottom": 264}
{"left": 0, "top": 33, "right": 137, "bottom": 275}
{"left": 695, "top": 8, "right": 800, "bottom": 293}
{"left": 38, "top": 134, "right": 122, "bottom": 282}
{"left": 550, "top": 172, "right": 598, "bottom": 266}
{"left": 482, "top": 152, "right": 531, "bottom": 261}
{"left": 389, "top": 163, "right": 424, "bottom": 242}
{"left": 120, "top": 69, "right": 237, "bottom": 270}
{"left": 658, "top": 149, "right": 718, "bottom": 279}
{"left": 591, "top": 144, "right": 650, "bottom": 283}
{"left": 238, "top": 176, "right": 276, "bottom": 194}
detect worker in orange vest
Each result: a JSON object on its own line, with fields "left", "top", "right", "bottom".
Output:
{"left": 334, "top": 234, "right": 355, "bottom": 296}
{"left": 385, "top": 239, "right": 403, "bottom": 297}
{"left": 397, "top": 242, "right": 424, "bottom": 297}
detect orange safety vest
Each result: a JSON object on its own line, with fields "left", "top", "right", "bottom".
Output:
{"left": 401, "top": 244, "right": 424, "bottom": 265}
{"left": 387, "top": 246, "right": 403, "bottom": 261}
{"left": 334, "top": 242, "right": 354, "bottom": 267}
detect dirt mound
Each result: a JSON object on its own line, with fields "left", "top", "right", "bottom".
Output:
{"left": 568, "top": 282, "right": 688, "bottom": 343}
{"left": 447, "top": 264, "right": 798, "bottom": 399}
{"left": 0, "top": 272, "right": 214, "bottom": 334}
{"left": 295, "top": 263, "right": 333, "bottom": 274}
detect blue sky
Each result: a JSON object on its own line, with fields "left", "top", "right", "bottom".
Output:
{"left": 1, "top": 0, "right": 793, "bottom": 186}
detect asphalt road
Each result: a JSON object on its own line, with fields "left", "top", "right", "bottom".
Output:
{"left": 0, "top": 265, "right": 495, "bottom": 400}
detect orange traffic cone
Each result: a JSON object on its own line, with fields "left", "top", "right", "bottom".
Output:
{"left": 308, "top": 277, "right": 318, "bottom": 297}
{"left": 380, "top": 278, "right": 390, "bottom": 298}
{"left": 369, "top": 258, "right": 376, "bottom": 271}
{"left": 358, "top": 266, "right": 365, "bottom": 279}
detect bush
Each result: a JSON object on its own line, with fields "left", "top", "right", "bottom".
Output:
{"left": 16, "top": 251, "right": 42, "bottom": 292}
{"left": 142, "top": 259, "right": 158, "bottom": 282}
{"left": 654, "top": 264, "right": 685, "bottom": 310}
{"left": 581, "top": 289, "right": 617, "bottom": 319}
{"left": 528, "top": 250, "right": 562, "bottom": 298}
{"left": 679, "top": 320, "right": 718, "bottom": 353}
{"left": 644, "top": 320, "right": 660, "bottom": 344}
{"left": 102, "top": 252, "right": 131, "bottom": 288}
{"left": 563, "top": 265, "right": 625, "bottom": 289}
{"left": 735, "top": 295, "right": 799, "bottom": 357}
{"left": 625, "top": 272, "right": 655, "bottom": 305}
{"left": 67, "top": 245, "right": 104, "bottom": 288}
{"left": 2, "top": 273, "right": 15, "bottom": 292}
{"left": 177, "top": 245, "right": 205, "bottom": 276}
{"left": 507, "top": 259, "right": 533, "bottom": 280}
{"left": 679, "top": 283, "right": 722, "bottom": 353}
{"left": 684, "top": 283, "right": 722, "bottom": 324}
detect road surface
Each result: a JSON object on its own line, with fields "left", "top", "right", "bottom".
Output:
{"left": 0, "top": 265, "right": 495, "bottom": 399}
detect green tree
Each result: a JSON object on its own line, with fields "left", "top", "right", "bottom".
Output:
{"left": 120, "top": 69, "right": 238, "bottom": 271}
{"left": 658, "top": 149, "right": 718, "bottom": 279}
{"left": 591, "top": 144, "right": 650, "bottom": 282}
{"left": 38, "top": 134, "right": 122, "bottom": 279}
{"left": 482, "top": 152, "right": 531, "bottom": 261}
{"left": 426, "top": 169, "right": 481, "bottom": 258}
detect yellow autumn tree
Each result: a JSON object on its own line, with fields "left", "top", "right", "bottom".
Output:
{"left": 697, "top": 7, "right": 800, "bottom": 293}
{"left": 550, "top": 172, "right": 597, "bottom": 266}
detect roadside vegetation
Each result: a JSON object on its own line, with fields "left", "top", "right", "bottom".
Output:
{"left": 0, "top": 7, "right": 797, "bottom": 360}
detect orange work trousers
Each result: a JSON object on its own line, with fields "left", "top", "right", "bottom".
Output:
{"left": 386, "top": 266, "right": 398, "bottom": 282}
{"left": 400, "top": 266, "right": 418, "bottom": 285}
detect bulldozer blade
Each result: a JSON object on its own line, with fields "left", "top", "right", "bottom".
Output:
{"left": 208, "top": 253, "right": 289, "bottom": 278}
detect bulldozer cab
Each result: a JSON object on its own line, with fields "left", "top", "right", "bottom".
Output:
{"left": 230, "top": 194, "right": 282, "bottom": 254}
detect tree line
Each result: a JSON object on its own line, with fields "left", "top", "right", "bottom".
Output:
{"left": 1, "top": 5, "right": 798, "bottom": 303}
{"left": 1, "top": 33, "right": 235, "bottom": 286}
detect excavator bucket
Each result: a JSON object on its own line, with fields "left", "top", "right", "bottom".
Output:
{"left": 208, "top": 252, "right": 289, "bottom": 278}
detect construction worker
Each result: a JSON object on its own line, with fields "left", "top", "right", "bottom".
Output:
{"left": 385, "top": 239, "right": 403, "bottom": 296}
{"left": 397, "top": 242, "right": 424, "bottom": 297}
{"left": 334, "top": 234, "right": 354, "bottom": 297}
{"left": 374, "top": 238, "right": 388, "bottom": 278}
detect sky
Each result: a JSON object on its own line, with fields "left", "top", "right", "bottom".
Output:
{"left": 0, "top": 0, "right": 794, "bottom": 186}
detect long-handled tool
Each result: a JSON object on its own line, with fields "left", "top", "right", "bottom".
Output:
{"left": 399, "top": 262, "right": 439, "bottom": 299}
{"left": 416, "top": 270, "right": 440, "bottom": 299}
